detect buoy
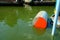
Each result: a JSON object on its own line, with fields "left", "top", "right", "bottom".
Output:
{"left": 33, "top": 11, "right": 48, "bottom": 29}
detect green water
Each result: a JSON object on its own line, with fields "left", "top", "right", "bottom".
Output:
{"left": 0, "top": 6, "right": 60, "bottom": 40}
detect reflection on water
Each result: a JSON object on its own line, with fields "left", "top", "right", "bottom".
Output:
{"left": 0, "top": 8, "right": 18, "bottom": 27}
{"left": 32, "top": 27, "right": 46, "bottom": 35}
{"left": 5, "top": 12, "right": 18, "bottom": 27}
{"left": 0, "top": 6, "right": 60, "bottom": 40}
{"left": 24, "top": 4, "right": 32, "bottom": 11}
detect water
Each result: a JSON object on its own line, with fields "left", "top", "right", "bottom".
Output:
{"left": 0, "top": 6, "right": 60, "bottom": 40}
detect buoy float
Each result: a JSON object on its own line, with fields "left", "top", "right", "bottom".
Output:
{"left": 33, "top": 11, "right": 48, "bottom": 29}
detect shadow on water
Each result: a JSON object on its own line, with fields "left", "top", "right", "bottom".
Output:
{"left": 0, "top": 6, "right": 60, "bottom": 40}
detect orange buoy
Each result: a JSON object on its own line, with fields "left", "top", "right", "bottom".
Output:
{"left": 34, "top": 17, "right": 47, "bottom": 29}
{"left": 33, "top": 11, "right": 48, "bottom": 29}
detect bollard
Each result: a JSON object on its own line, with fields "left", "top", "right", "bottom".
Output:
{"left": 24, "top": 0, "right": 32, "bottom": 3}
{"left": 33, "top": 11, "right": 48, "bottom": 29}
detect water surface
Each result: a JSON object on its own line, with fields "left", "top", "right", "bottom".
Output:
{"left": 0, "top": 6, "right": 60, "bottom": 40}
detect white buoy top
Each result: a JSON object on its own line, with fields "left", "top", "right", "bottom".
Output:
{"left": 33, "top": 11, "right": 48, "bottom": 22}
